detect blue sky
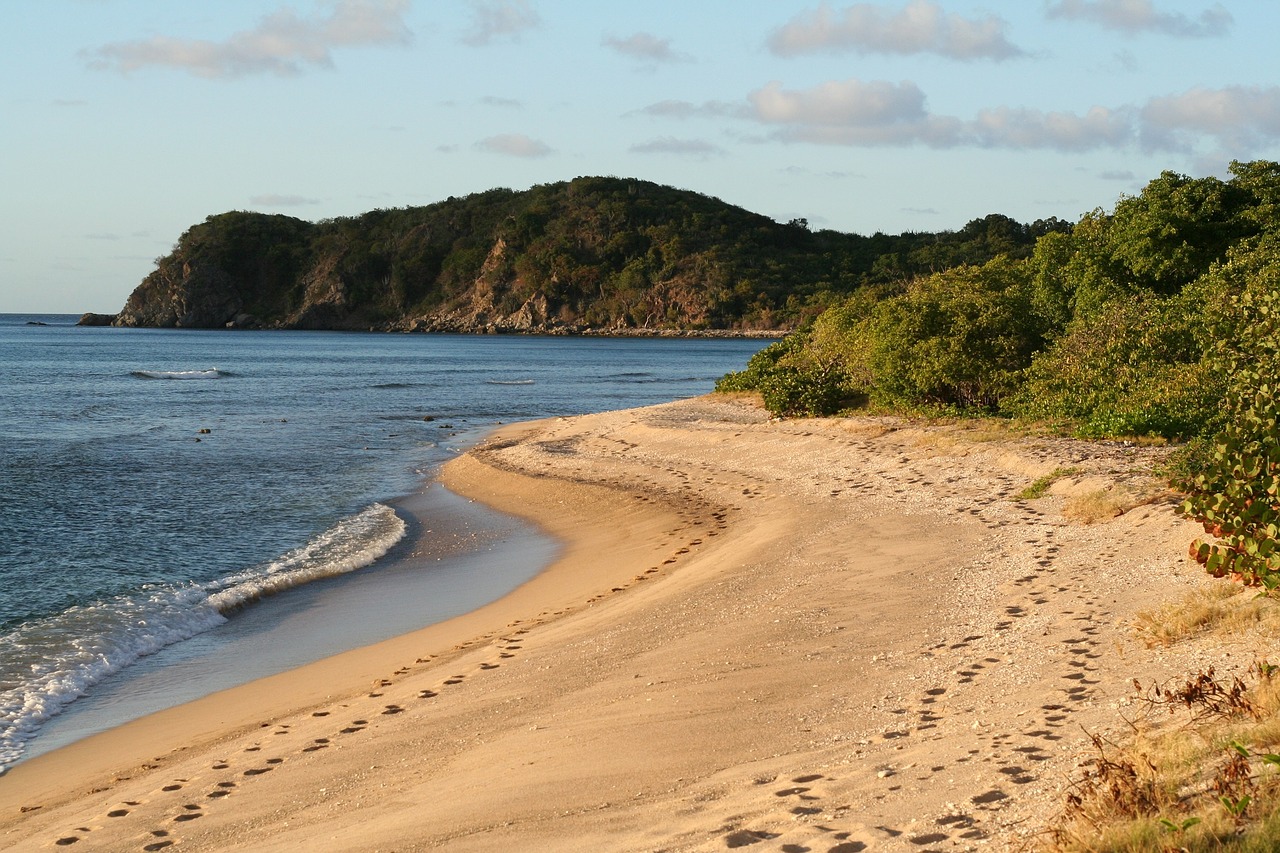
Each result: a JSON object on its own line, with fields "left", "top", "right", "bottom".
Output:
{"left": 4, "top": 0, "right": 1278, "bottom": 313}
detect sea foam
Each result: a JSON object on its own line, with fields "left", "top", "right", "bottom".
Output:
{"left": 130, "top": 368, "right": 226, "bottom": 380}
{"left": 0, "top": 503, "right": 405, "bottom": 772}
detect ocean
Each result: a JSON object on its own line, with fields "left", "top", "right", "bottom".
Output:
{"left": 0, "top": 314, "right": 768, "bottom": 771}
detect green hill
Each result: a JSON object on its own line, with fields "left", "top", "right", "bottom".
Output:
{"left": 104, "top": 176, "right": 1064, "bottom": 333}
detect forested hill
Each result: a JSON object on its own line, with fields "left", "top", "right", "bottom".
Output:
{"left": 100, "top": 176, "right": 1067, "bottom": 333}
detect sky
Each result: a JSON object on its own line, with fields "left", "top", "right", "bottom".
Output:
{"left": 4, "top": 0, "right": 1279, "bottom": 314}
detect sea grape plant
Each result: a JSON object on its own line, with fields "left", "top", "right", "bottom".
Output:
{"left": 1183, "top": 279, "right": 1280, "bottom": 587}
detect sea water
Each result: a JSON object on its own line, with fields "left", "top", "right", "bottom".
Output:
{"left": 0, "top": 315, "right": 768, "bottom": 770}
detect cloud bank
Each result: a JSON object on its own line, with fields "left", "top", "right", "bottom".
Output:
{"left": 768, "top": 0, "right": 1025, "bottom": 61}
{"left": 1045, "top": 0, "right": 1232, "bottom": 37}
{"left": 85, "top": 0, "right": 411, "bottom": 78}
{"left": 739, "top": 78, "right": 1280, "bottom": 155}
{"left": 1141, "top": 86, "right": 1280, "bottom": 152}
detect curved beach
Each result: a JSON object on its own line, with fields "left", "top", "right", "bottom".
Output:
{"left": 0, "top": 396, "right": 1238, "bottom": 852}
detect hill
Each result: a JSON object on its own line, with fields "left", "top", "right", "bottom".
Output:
{"left": 100, "top": 176, "right": 1064, "bottom": 333}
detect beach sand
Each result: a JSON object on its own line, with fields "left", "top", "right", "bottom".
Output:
{"left": 0, "top": 395, "right": 1250, "bottom": 852}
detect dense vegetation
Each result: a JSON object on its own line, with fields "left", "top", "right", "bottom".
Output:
{"left": 113, "top": 177, "right": 1065, "bottom": 332}
{"left": 719, "top": 160, "right": 1279, "bottom": 434}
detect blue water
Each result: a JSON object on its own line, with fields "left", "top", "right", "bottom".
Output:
{"left": 0, "top": 314, "right": 768, "bottom": 770}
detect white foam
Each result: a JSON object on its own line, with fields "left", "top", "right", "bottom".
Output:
{"left": 131, "top": 368, "right": 224, "bottom": 380}
{"left": 206, "top": 504, "right": 406, "bottom": 613}
{"left": 0, "top": 503, "right": 405, "bottom": 772}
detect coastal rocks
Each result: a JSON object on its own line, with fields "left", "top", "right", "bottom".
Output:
{"left": 114, "top": 259, "right": 244, "bottom": 328}
{"left": 76, "top": 312, "right": 117, "bottom": 326}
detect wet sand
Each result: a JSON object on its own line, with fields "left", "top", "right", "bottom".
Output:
{"left": 0, "top": 395, "right": 1239, "bottom": 852}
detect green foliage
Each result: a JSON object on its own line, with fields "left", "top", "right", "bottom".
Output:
{"left": 716, "top": 332, "right": 856, "bottom": 416}
{"left": 1011, "top": 280, "right": 1229, "bottom": 440}
{"left": 135, "top": 177, "right": 1052, "bottom": 332}
{"left": 854, "top": 257, "right": 1044, "bottom": 410}
{"left": 1016, "top": 468, "right": 1081, "bottom": 500}
{"left": 1182, "top": 276, "right": 1280, "bottom": 587}
{"left": 731, "top": 160, "right": 1280, "bottom": 439}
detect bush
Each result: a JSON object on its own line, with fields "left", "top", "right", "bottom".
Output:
{"left": 1183, "top": 244, "right": 1280, "bottom": 586}
{"left": 1010, "top": 276, "right": 1229, "bottom": 439}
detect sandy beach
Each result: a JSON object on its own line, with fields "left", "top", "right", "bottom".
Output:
{"left": 0, "top": 395, "right": 1251, "bottom": 852}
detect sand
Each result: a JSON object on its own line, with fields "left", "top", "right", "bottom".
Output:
{"left": 0, "top": 395, "right": 1251, "bottom": 852}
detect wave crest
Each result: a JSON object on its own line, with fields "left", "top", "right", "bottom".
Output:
{"left": 0, "top": 503, "right": 405, "bottom": 771}
{"left": 131, "top": 368, "right": 227, "bottom": 380}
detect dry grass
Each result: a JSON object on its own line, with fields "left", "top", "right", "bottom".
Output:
{"left": 1134, "top": 585, "right": 1280, "bottom": 647}
{"left": 1044, "top": 595, "right": 1280, "bottom": 853}
{"left": 1045, "top": 663, "right": 1280, "bottom": 852}
{"left": 1063, "top": 487, "right": 1141, "bottom": 524}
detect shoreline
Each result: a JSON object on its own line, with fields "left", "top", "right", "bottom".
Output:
{"left": 0, "top": 396, "right": 1244, "bottom": 852}
{"left": 16, "top": 479, "right": 554, "bottom": 767}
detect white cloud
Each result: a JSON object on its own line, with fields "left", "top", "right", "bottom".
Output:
{"left": 747, "top": 79, "right": 963, "bottom": 146}
{"left": 744, "top": 77, "right": 1280, "bottom": 156}
{"left": 768, "top": 0, "right": 1025, "bottom": 61}
{"left": 970, "top": 105, "right": 1134, "bottom": 151}
{"left": 750, "top": 78, "right": 926, "bottom": 126}
{"left": 1140, "top": 86, "right": 1280, "bottom": 152}
{"left": 631, "top": 99, "right": 740, "bottom": 119}
{"left": 629, "top": 137, "right": 725, "bottom": 157}
{"left": 475, "top": 133, "right": 553, "bottom": 157}
{"left": 746, "top": 78, "right": 1132, "bottom": 151}
{"left": 603, "top": 33, "right": 691, "bottom": 64}
{"left": 1045, "top": 0, "right": 1231, "bottom": 37}
{"left": 251, "top": 194, "right": 322, "bottom": 207}
{"left": 462, "top": 0, "right": 539, "bottom": 46}
{"left": 85, "top": 0, "right": 411, "bottom": 78}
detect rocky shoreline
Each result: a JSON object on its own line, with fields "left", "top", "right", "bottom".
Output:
{"left": 78, "top": 309, "right": 782, "bottom": 338}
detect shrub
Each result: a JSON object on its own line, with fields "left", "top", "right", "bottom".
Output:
{"left": 1183, "top": 245, "right": 1280, "bottom": 586}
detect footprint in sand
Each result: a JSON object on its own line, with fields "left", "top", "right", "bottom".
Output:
{"left": 971, "top": 789, "right": 1008, "bottom": 806}
{"left": 909, "top": 832, "right": 950, "bottom": 845}
{"left": 724, "top": 828, "right": 777, "bottom": 847}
